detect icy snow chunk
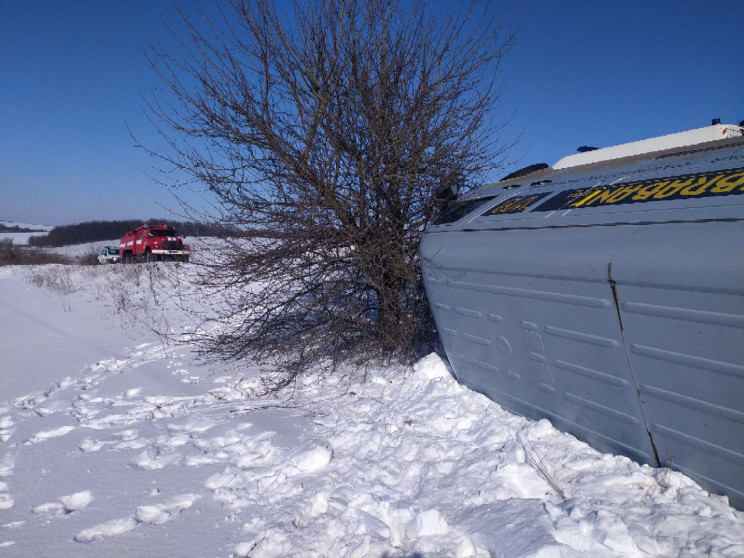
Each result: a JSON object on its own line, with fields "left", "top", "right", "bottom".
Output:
{"left": 166, "top": 418, "right": 216, "bottom": 434}
{"left": 454, "top": 500, "right": 561, "bottom": 558}
{"left": 589, "top": 510, "right": 641, "bottom": 554}
{"left": 25, "top": 424, "right": 75, "bottom": 444}
{"left": 347, "top": 535, "right": 372, "bottom": 558}
{"left": 413, "top": 353, "right": 450, "bottom": 380}
{"left": 309, "top": 492, "right": 329, "bottom": 517}
{"left": 205, "top": 470, "right": 242, "bottom": 492}
{"left": 158, "top": 432, "right": 190, "bottom": 448}
{"left": 405, "top": 508, "right": 449, "bottom": 538}
{"left": 32, "top": 501, "right": 64, "bottom": 515}
{"left": 116, "top": 429, "right": 139, "bottom": 441}
{"left": 0, "top": 453, "right": 15, "bottom": 478}
{"left": 294, "top": 445, "right": 332, "bottom": 473}
{"left": 0, "top": 423, "right": 13, "bottom": 443}
{"left": 185, "top": 455, "right": 221, "bottom": 467}
{"left": 35, "top": 400, "right": 69, "bottom": 416}
{"left": 60, "top": 490, "right": 92, "bottom": 511}
{"left": 292, "top": 492, "right": 330, "bottom": 528}
{"left": 233, "top": 541, "right": 254, "bottom": 557}
{"left": 233, "top": 527, "right": 291, "bottom": 557}
{"left": 0, "top": 493, "right": 14, "bottom": 510}
{"left": 79, "top": 438, "right": 106, "bottom": 453}
{"left": 135, "top": 495, "right": 201, "bottom": 527}
{"left": 135, "top": 505, "right": 171, "bottom": 525}
{"left": 529, "top": 419, "right": 556, "bottom": 438}
{"left": 33, "top": 491, "right": 92, "bottom": 515}
{"left": 74, "top": 517, "right": 137, "bottom": 542}
{"left": 455, "top": 415, "right": 478, "bottom": 431}
{"left": 492, "top": 463, "right": 553, "bottom": 500}
{"left": 131, "top": 449, "right": 183, "bottom": 470}
{"left": 355, "top": 508, "right": 392, "bottom": 540}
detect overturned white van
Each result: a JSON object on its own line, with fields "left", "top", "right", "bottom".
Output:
{"left": 420, "top": 122, "right": 744, "bottom": 508}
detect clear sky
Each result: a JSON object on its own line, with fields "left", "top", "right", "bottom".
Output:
{"left": 1, "top": 1, "right": 743, "bottom": 226}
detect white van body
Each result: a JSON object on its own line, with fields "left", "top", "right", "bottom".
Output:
{"left": 420, "top": 124, "right": 744, "bottom": 508}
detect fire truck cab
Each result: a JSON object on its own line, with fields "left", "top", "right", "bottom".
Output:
{"left": 119, "top": 223, "right": 190, "bottom": 263}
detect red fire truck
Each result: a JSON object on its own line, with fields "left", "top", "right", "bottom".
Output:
{"left": 118, "top": 223, "right": 190, "bottom": 263}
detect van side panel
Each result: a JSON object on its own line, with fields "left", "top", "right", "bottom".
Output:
{"left": 421, "top": 137, "right": 744, "bottom": 508}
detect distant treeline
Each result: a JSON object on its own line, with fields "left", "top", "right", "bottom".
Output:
{"left": 28, "top": 220, "right": 236, "bottom": 248}
{"left": 0, "top": 223, "right": 47, "bottom": 233}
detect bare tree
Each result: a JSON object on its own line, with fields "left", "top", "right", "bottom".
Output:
{"left": 145, "top": 0, "right": 514, "bottom": 380}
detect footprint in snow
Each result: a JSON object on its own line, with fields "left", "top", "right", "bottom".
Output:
{"left": 134, "top": 493, "right": 201, "bottom": 525}
{"left": 74, "top": 494, "right": 200, "bottom": 543}
{"left": 124, "top": 387, "right": 143, "bottom": 398}
{"left": 0, "top": 493, "right": 14, "bottom": 510}
{"left": 24, "top": 425, "right": 76, "bottom": 445}
{"left": 74, "top": 518, "right": 138, "bottom": 543}
{"left": 0, "top": 415, "right": 14, "bottom": 443}
{"left": 131, "top": 448, "right": 184, "bottom": 470}
{"left": 0, "top": 453, "right": 16, "bottom": 478}
{"left": 32, "top": 490, "right": 92, "bottom": 516}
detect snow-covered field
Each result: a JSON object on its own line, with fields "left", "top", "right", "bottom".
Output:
{"left": 1, "top": 255, "right": 743, "bottom": 557}
{"left": 0, "top": 221, "right": 53, "bottom": 245}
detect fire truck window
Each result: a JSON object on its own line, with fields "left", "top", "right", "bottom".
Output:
{"left": 149, "top": 230, "right": 176, "bottom": 238}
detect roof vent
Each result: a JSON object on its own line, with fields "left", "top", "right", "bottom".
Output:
{"left": 712, "top": 118, "right": 721, "bottom": 125}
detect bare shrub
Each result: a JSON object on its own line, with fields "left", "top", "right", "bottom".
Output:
{"left": 0, "top": 239, "right": 72, "bottom": 266}
{"left": 0, "top": 239, "right": 15, "bottom": 265}
{"left": 27, "top": 265, "right": 78, "bottom": 311}
{"left": 143, "top": 0, "right": 515, "bottom": 380}
{"left": 76, "top": 251, "right": 101, "bottom": 266}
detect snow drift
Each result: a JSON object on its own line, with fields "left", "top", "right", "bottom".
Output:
{"left": 0, "top": 259, "right": 743, "bottom": 557}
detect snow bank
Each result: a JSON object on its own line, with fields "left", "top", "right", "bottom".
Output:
{"left": 0, "top": 263, "right": 743, "bottom": 557}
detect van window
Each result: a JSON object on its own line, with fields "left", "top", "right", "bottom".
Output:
{"left": 433, "top": 197, "right": 496, "bottom": 225}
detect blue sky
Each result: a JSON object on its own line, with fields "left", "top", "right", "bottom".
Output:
{"left": 1, "top": 1, "right": 743, "bottom": 226}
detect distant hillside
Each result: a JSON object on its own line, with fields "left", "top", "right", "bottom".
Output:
{"left": 27, "top": 220, "right": 235, "bottom": 248}
{"left": 0, "top": 223, "right": 49, "bottom": 234}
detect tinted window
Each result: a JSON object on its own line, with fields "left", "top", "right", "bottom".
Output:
{"left": 433, "top": 197, "right": 496, "bottom": 225}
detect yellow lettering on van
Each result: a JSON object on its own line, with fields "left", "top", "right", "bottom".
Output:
{"left": 710, "top": 171, "right": 744, "bottom": 193}
{"left": 631, "top": 180, "right": 669, "bottom": 201}
{"left": 569, "top": 187, "right": 612, "bottom": 208}
{"left": 606, "top": 184, "right": 642, "bottom": 203}
{"left": 495, "top": 200, "right": 519, "bottom": 213}
{"left": 491, "top": 195, "right": 539, "bottom": 213}
{"left": 656, "top": 175, "right": 706, "bottom": 198}
{"left": 652, "top": 176, "right": 697, "bottom": 199}
{"left": 512, "top": 195, "right": 538, "bottom": 211}
{"left": 680, "top": 174, "right": 720, "bottom": 196}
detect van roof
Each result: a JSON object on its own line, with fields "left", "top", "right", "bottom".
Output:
{"left": 553, "top": 123, "right": 743, "bottom": 170}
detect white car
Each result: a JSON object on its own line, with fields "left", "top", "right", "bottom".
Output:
{"left": 97, "top": 246, "right": 120, "bottom": 264}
